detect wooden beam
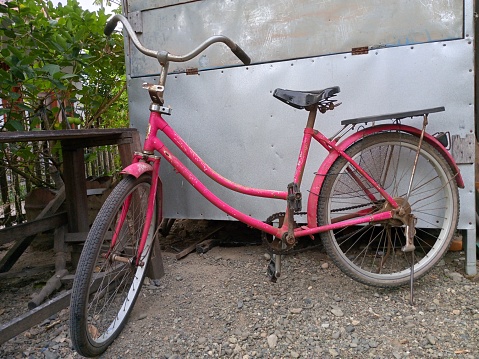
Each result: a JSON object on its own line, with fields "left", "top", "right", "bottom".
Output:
{"left": 0, "top": 212, "right": 67, "bottom": 246}
{"left": 0, "top": 290, "right": 71, "bottom": 345}
{"left": 0, "top": 128, "right": 138, "bottom": 144}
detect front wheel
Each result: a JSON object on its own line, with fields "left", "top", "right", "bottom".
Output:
{"left": 318, "top": 132, "right": 459, "bottom": 288}
{"left": 70, "top": 174, "right": 157, "bottom": 357}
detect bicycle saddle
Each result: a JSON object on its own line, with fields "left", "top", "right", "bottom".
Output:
{"left": 273, "top": 87, "right": 340, "bottom": 109}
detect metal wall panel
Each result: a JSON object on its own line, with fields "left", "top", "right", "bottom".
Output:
{"left": 127, "top": 38, "right": 475, "bottom": 227}
{"left": 126, "top": 0, "right": 464, "bottom": 77}
{"left": 124, "top": 0, "right": 475, "bottom": 273}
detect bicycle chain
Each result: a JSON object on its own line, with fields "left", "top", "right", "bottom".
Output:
{"left": 262, "top": 211, "right": 323, "bottom": 255}
{"left": 331, "top": 202, "right": 373, "bottom": 212}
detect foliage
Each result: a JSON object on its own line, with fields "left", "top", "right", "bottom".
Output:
{"left": 0, "top": 0, "right": 128, "bottom": 189}
{"left": 0, "top": 0, "right": 127, "bottom": 131}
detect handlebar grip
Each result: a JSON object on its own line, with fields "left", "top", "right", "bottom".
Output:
{"left": 232, "top": 45, "right": 251, "bottom": 65}
{"left": 104, "top": 17, "right": 119, "bottom": 36}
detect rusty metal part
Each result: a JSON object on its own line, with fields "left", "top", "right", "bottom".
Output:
{"left": 380, "top": 197, "right": 412, "bottom": 227}
{"left": 142, "top": 82, "right": 165, "bottom": 105}
{"left": 378, "top": 196, "right": 416, "bottom": 252}
{"left": 262, "top": 212, "right": 292, "bottom": 254}
{"left": 351, "top": 46, "right": 369, "bottom": 55}
{"left": 262, "top": 212, "right": 321, "bottom": 255}
{"left": 402, "top": 214, "right": 417, "bottom": 253}
{"left": 287, "top": 182, "right": 302, "bottom": 212}
{"left": 186, "top": 67, "right": 199, "bottom": 75}
{"left": 108, "top": 253, "right": 144, "bottom": 267}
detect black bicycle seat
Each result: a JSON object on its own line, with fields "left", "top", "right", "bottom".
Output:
{"left": 273, "top": 87, "right": 340, "bottom": 109}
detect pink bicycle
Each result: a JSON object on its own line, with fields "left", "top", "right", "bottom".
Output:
{"left": 70, "top": 15, "right": 462, "bottom": 357}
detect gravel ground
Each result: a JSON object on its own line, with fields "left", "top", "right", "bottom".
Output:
{"left": 1, "top": 224, "right": 479, "bottom": 359}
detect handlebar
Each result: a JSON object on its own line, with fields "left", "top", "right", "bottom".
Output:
{"left": 104, "top": 14, "right": 251, "bottom": 66}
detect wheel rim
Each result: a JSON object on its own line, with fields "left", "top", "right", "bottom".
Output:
{"left": 322, "top": 134, "right": 457, "bottom": 284}
{"left": 86, "top": 181, "right": 155, "bottom": 344}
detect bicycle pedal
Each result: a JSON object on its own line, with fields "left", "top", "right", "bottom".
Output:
{"left": 267, "top": 259, "right": 278, "bottom": 283}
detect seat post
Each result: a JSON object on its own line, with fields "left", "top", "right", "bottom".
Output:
{"left": 306, "top": 105, "right": 318, "bottom": 129}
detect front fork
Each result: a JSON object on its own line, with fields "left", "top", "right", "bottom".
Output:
{"left": 106, "top": 154, "right": 161, "bottom": 267}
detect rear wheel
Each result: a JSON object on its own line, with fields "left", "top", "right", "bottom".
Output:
{"left": 318, "top": 132, "right": 459, "bottom": 287}
{"left": 70, "top": 174, "right": 157, "bottom": 357}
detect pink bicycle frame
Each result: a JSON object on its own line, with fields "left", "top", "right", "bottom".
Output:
{"left": 130, "top": 110, "right": 396, "bottom": 252}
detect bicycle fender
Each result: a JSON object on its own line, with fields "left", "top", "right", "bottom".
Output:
{"left": 120, "top": 162, "right": 163, "bottom": 228}
{"left": 120, "top": 162, "right": 153, "bottom": 178}
{"left": 306, "top": 124, "right": 464, "bottom": 228}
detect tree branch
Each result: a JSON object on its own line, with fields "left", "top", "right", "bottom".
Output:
{"left": 86, "top": 82, "right": 126, "bottom": 128}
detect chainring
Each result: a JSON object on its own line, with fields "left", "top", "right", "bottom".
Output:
{"left": 262, "top": 212, "right": 300, "bottom": 255}
{"left": 262, "top": 211, "right": 325, "bottom": 255}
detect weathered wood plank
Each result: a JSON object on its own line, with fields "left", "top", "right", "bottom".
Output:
{"left": 0, "top": 128, "right": 137, "bottom": 144}
{"left": 0, "top": 290, "right": 71, "bottom": 345}
{"left": 0, "top": 212, "right": 67, "bottom": 245}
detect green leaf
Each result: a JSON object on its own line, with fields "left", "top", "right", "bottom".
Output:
{"left": 16, "top": 148, "right": 35, "bottom": 160}
{"left": 5, "top": 120, "right": 24, "bottom": 131}
{"left": 40, "top": 64, "right": 62, "bottom": 76}
{"left": 9, "top": 92, "right": 21, "bottom": 100}
{"left": 15, "top": 103, "right": 34, "bottom": 112}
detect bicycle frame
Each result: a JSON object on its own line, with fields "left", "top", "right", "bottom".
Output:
{"left": 119, "top": 107, "right": 402, "bottom": 263}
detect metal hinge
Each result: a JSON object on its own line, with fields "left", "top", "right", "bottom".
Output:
{"left": 186, "top": 68, "right": 199, "bottom": 75}
{"left": 352, "top": 46, "right": 369, "bottom": 55}
{"left": 129, "top": 11, "right": 143, "bottom": 34}
{"left": 451, "top": 133, "right": 475, "bottom": 164}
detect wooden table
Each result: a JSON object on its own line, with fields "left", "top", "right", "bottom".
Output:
{"left": 0, "top": 128, "right": 140, "bottom": 234}
{"left": 0, "top": 128, "right": 166, "bottom": 344}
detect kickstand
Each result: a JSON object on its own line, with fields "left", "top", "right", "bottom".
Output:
{"left": 409, "top": 251, "right": 414, "bottom": 306}
{"left": 267, "top": 258, "right": 277, "bottom": 283}
{"left": 267, "top": 254, "right": 281, "bottom": 283}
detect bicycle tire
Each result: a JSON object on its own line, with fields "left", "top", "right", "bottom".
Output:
{"left": 70, "top": 173, "right": 157, "bottom": 357}
{"left": 318, "top": 132, "right": 459, "bottom": 287}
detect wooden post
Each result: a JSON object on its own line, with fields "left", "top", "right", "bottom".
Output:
{"left": 62, "top": 148, "right": 89, "bottom": 233}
